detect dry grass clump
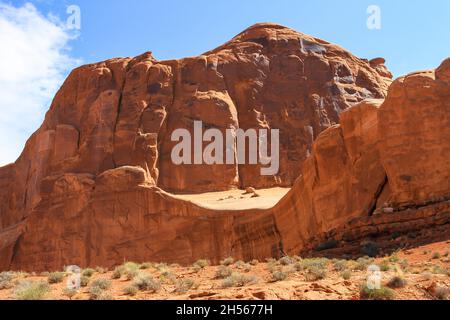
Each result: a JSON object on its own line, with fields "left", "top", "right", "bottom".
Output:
{"left": 14, "top": 280, "right": 50, "bottom": 300}
{"left": 220, "top": 257, "right": 234, "bottom": 266}
{"left": 0, "top": 272, "right": 15, "bottom": 290}
{"left": 81, "top": 268, "right": 96, "bottom": 277}
{"left": 88, "top": 278, "right": 112, "bottom": 300}
{"left": 270, "top": 270, "right": 288, "bottom": 282}
{"left": 222, "top": 272, "right": 258, "bottom": 288}
{"left": 47, "top": 272, "right": 65, "bottom": 284}
{"left": 132, "top": 273, "right": 161, "bottom": 292}
{"left": 175, "top": 279, "right": 199, "bottom": 293}
{"left": 215, "top": 266, "right": 233, "bottom": 279}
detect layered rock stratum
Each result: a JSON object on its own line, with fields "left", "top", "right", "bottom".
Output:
{"left": 0, "top": 23, "right": 448, "bottom": 271}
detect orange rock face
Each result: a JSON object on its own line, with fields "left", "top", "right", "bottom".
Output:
{"left": 0, "top": 24, "right": 448, "bottom": 272}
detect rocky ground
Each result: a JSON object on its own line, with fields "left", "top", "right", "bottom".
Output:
{"left": 0, "top": 240, "right": 448, "bottom": 300}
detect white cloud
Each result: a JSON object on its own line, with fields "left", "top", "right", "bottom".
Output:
{"left": 0, "top": 2, "right": 80, "bottom": 166}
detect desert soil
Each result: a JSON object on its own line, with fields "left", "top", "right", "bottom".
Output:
{"left": 0, "top": 240, "right": 448, "bottom": 300}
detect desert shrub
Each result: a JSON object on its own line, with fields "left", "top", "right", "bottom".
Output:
{"left": 123, "top": 285, "right": 138, "bottom": 296}
{"left": 360, "top": 284, "right": 395, "bottom": 300}
{"left": 341, "top": 270, "right": 352, "bottom": 280}
{"left": 82, "top": 268, "right": 96, "bottom": 277}
{"left": 222, "top": 273, "right": 258, "bottom": 288}
{"left": 353, "top": 257, "right": 374, "bottom": 271}
{"left": 175, "top": 279, "right": 199, "bottom": 293}
{"left": 271, "top": 271, "right": 288, "bottom": 282}
{"left": 132, "top": 273, "right": 160, "bottom": 292}
{"left": 333, "top": 260, "right": 348, "bottom": 271}
{"left": 315, "top": 239, "right": 338, "bottom": 252}
{"left": 295, "top": 258, "right": 329, "bottom": 273}
{"left": 47, "top": 272, "right": 65, "bottom": 284}
{"left": 432, "top": 252, "right": 441, "bottom": 260}
{"left": 220, "top": 257, "right": 234, "bottom": 266}
{"left": 215, "top": 266, "right": 233, "bottom": 279}
{"left": 278, "top": 256, "right": 294, "bottom": 266}
{"left": 305, "top": 266, "right": 326, "bottom": 282}
{"left": 90, "top": 278, "right": 111, "bottom": 290}
{"left": 193, "top": 259, "right": 210, "bottom": 269}
{"left": 80, "top": 276, "right": 90, "bottom": 287}
{"left": 111, "top": 266, "right": 124, "bottom": 279}
{"left": 379, "top": 260, "right": 390, "bottom": 272}
{"left": 139, "top": 262, "right": 152, "bottom": 270}
{"left": 95, "top": 267, "right": 107, "bottom": 274}
{"left": 89, "top": 286, "right": 111, "bottom": 300}
{"left": 387, "top": 276, "right": 407, "bottom": 289}
{"left": 63, "top": 288, "right": 78, "bottom": 299}
{"left": 14, "top": 281, "right": 49, "bottom": 300}
{"left": 249, "top": 259, "right": 259, "bottom": 266}
{"left": 389, "top": 254, "right": 400, "bottom": 263}
{"left": 0, "top": 272, "right": 15, "bottom": 290}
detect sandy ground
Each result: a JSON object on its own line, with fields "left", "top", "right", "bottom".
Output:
{"left": 172, "top": 188, "right": 290, "bottom": 210}
{"left": 1, "top": 240, "right": 448, "bottom": 300}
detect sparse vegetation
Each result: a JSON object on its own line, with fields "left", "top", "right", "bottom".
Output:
{"left": 63, "top": 288, "right": 78, "bottom": 299}
{"left": 90, "top": 278, "right": 111, "bottom": 290}
{"left": 132, "top": 273, "right": 160, "bottom": 292}
{"left": 360, "top": 284, "right": 395, "bottom": 300}
{"left": 88, "top": 278, "right": 112, "bottom": 300}
{"left": 0, "top": 272, "right": 14, "bottom": 290}
{"left": 215, "top": 266, "right": 233, "bottom": 279}
{"left": 14, "top": 280, "right": 50, "bottom": 300}
{"left": 271, "top": 270, "right": 288, "bottom": 282}
{"left": 220, "top": 257, "right": 234, "bottom": 266}
{"left": 175, "top": 278, "right": 199, "bottom": 293}
{"left": 379, "top": 260, "right": 390, "bottom": 272}
{"left": 80, "top": 275, "right": 90, "bottom": 287}
{"left": 387, "top": 276, "right": 407, "bottom": 289}
{"left": 341, "top": 270, "right": 352, "bottom": 280}
{"left": 222, "top": 272, "right": 258, "bottom": 288}
{"left": 123, "top": 285, "right": 138, "bottom": 296}
{"left": 353, "top": 257, "right": 374, "bottom": 271}
{"left": 305, "top": 266, "right": 326, "bottom": 281}
{"left": 82, "top": 268, "right": 96, "bottom": 277}
{"left": 193, "top": 259, "right": 210, "bottom": 269}
{"left": 250, "top": 259, "right": 259, "bottom": 266}
{"left": 333, "top": 260, "right": 347, "bottom": 271}
{"left": 139, "top": 262, "right": 152, "bottom": 270}
{"left": 47, "top": 272, "right": 65, "bottom": 284}
{"left": 279, "top": 256, "right": 294, "bottom": 266}
{"left": 431, "top": 252, "right": 441, "bottom": 260}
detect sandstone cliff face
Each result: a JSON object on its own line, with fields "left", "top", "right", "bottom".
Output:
{"left": 0, "top": 24, "right": 448, "bottom": 271}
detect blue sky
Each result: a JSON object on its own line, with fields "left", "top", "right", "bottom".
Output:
{"left": 0, "top": 0, "right": 449, "bottom": 165}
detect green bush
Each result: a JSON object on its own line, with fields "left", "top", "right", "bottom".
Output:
{"left": 360, "top": 284, "right": 395, "bottom": 300}
{"left": 14, "top": 281, "right": 50, "bottom": 300}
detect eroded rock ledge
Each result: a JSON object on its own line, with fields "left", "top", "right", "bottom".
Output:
{"left": 0, "top": 24, "right": 448, "bottom": 271}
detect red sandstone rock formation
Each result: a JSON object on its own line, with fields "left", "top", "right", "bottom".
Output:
{"left": 0, "top": 24, "right": 448, "bottom": 271}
